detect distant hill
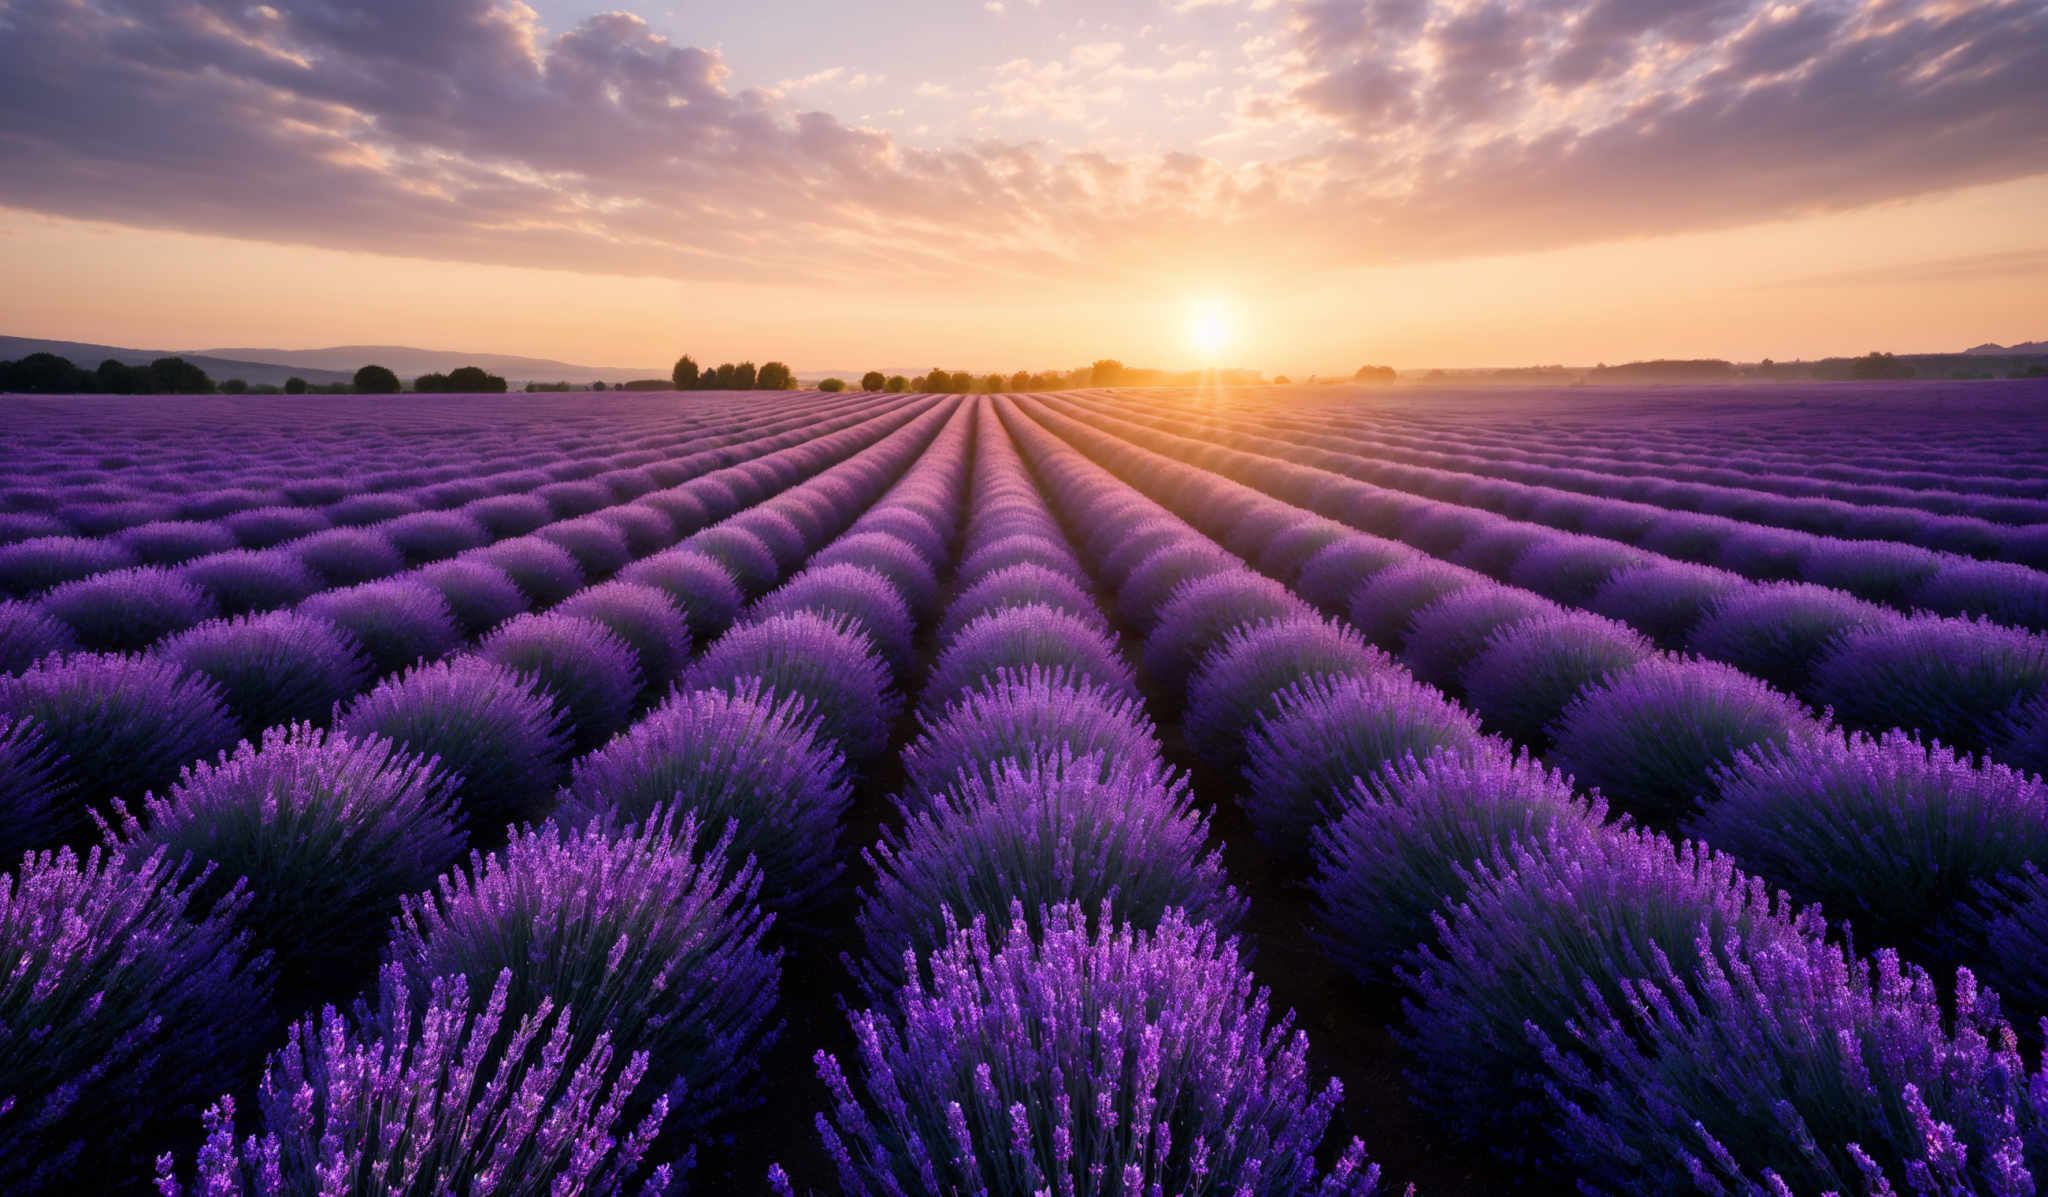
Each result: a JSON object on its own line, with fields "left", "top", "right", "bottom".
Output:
{"left": 1964, "top": 341, "right": 2048, "bottom": 355}
{"left": 197, "top": 345, "right": 663, "bottom": 385}
{"left": 0, "top": 336, "right": 355, "bottom": 389}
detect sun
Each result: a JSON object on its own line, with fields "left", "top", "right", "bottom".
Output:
{"left": 1185, "top": 296, "right": 1235, "bottom": 361}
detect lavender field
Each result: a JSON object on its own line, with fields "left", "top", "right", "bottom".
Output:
{"left": 3, "top": 381, "right": 2047, "bottom": 1196}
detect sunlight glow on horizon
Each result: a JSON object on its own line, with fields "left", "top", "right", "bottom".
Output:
{"left": 1185, "top": 296, "right": 1236, "bottom": 363}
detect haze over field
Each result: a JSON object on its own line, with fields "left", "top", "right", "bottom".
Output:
{"left": 1, "top": 0, "right": 2044, "bottom": 372}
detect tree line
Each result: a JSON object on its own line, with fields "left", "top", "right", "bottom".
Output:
{"left": 0, "top": 353, "right": 515, "bottom": 395}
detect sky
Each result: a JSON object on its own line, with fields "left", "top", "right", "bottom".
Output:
{"left": 0, "top": 0, "right": 2044, "bottom": 374}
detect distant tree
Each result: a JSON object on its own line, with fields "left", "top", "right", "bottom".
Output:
{"left": 1273, "top": 375, "right": 1292, "bottom": 384}
{"left": 414, "top": 372, "right": 452, "bottom": 393}
{"left": 711, "top": 363, "right": 737, "bottom": 389}
{"left": 621, "top": 379, "right": 674, "bottom": 391}
{"left": 447, "top": 366, "right": 509, "bottom": 393}
{"left": 1090, "top": 359, "right": 1125, "bottom": 386}
{"left": 593, "top": 380, "right": 608, "bottom": 391}
{"left": 0, "top": 353, "right": 94, "bottom": 393}
{"left": 1354, "top": 364, "right": 1397, "bottom": 382}
{"left": 885, "top": 375, "right": 909, "bottom": 393}
{"left": 96, "top": 358, "right": 143, "bottom": 394}
{"left": 732, "top": 361, "right": 758, "bottom": 389}
{"left": 218, "top": 379, "right": 248, "bottom": 394}
{"left": 981, "top": 373, "right": 1005, "bottom": 392}
{"left": 757, "top": 361, "right": 793, "bottom": 390}
{"left": 284, "top": 376, "right": 309, "bottom": 395}
{"left": 672, "top": 355, "right": 700, "bottom": 389}
{"left": 817, "top": 377, "right": 847, "bottom": 392}
{"left": 1009, "top": 370, "right": 1031, "bottom": 391}
{"left": 1848, "top": 351, "right": 1915, "bottom": 381}
{"left": 860, "top": 371, "right": 886, "bottom": 391}
{"left": 354, "top": 364, "right": 401, "bottom": 394}
{"left": 148, "top": 357, "right": 214, "bottom": 394}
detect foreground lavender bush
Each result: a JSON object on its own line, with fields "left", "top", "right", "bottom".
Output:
{"left": 1460, "top": 609, "right": 1655, "bottom": 751}
{"left": 1400, "top": 585, "right": 1558, "bottom": 696}
{"left": 752, "top": 563, "right": 917, "bottom": 674}
{"left": 1400, "top": 829, "right": 1818, "bottom": 1167}
{"left": 390, "top": 809, "right": 781, "bottom": 1133}
{"left": 0, "top": 535, "right": 134, "bottom": 598}
{"left": 176, "top": 548, "right": 324, "bottom": 617}
{"left": 1694, "top": 730, "right": 2048, "bottom": 954}
{"left": 413, "top": 558, "right": 532, "bottom": 637}
{"left": 1590, "top": 560, "right": 1748, "bottom": 650}
{"left": 811, "top": 531, "right": 940, "bottom": 618}
{"left": 923, "top": 603, "right": 1138, "bottom": 717}
{"left": 467, "top": 536, "right": 587, "bottom": 607}
{"left": 944, "top": 562, "right": 1106, "bottom": 647}
{"left": 810, "top": 904, "right": 1378, "bottom": 1197}
{"left": 161, "top": 964, "right": 674, "bottom": 1196}
{"left": 1144, "top": 570, "right": 1303, "bottom": 692}
{"left": 558, "top": 581, "right": 695, "bottom": 701}
{"left": 0, "top": 652, "right": 237, "bottom": 828}
{"left": 1812, "top": 614, "right": 2048, "bottom": 755}
{"left": 1687, "top": 581, "right": 1897, "bottom": 693}
{"left": 113, "top": 726, "right": 465, "bottom": 1003}
{"left": 1183, "top": 615, "right": 1390, "bottom": 770}
{"left": 1959, "top": 866, "right": 2048, "bottom": 1015}
{"left": 1998, "top": 692, "right": 2048, "bottom": 778}
{"left": 687, "top": 525, "right": 782, "bottom": 595}
{"left": 685, "top": 611, "right": 902, "bottom": 765}
{"left": 856, "top": 752, "right": 1243, "bottom": 995}
{"left": 1537, "top": 938, "right": 2046, "bottom": 1196}
{"left": 558, "top": 684, "right": 852, "bottom": 915}
{"left": 1242, "top": 671, "right": 1487, "bottom": 863}
{"left": 899, "top": 666, "right": 1159, "bottom": 806}
{"left": 335, "top": 656, "right": 570, "bottom": 837}
{"left": 617, "top": 549, "right": 745, "bottom": 645}
{"left": 300, "top": 578, "right": 465, "bottom": 677}
{"left": 0, "top": 716, "right": 67, "bottom": 859}
{"left": 160, "top": 611, "right": 373, "bottom": 737}
{"left": 1, "top": 846, "right": 270, "bottom": 1191}
{"left": 1313, "top": 749, "right": 1605, "bottom": 985}
{"left": 39, "top": 565, "right": 219, "bottom": 653}
{"left": 1550, "top": 656, "right": 1822, "bottom": 825}
{"left": 1347, "top": 558, "right": 1487, "bottom": 650}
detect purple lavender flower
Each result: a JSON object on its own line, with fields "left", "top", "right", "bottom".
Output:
{"left": 811, "top": 531, "right": 941, "bottom": 618}
{"left": 536, "top": 516, "right": 634, "bottom": 579}
{"left": 901, "top": 665, "right": 1160, "bottom": 806}
{"left": 479, "top": 612, "right": 643, "bottom": 750}
{"left": 557, "top": 581, "right": 696, "bottom": 700}
{"left": 1115, "top": 539, "right": 1239, "bottom": 631}
{"left": 558, "top": 683, "right": 852, "bottom": 916}
{"left": 1, "top": 845, "right": 271, "bottom": 1190}
{"left": 591, "top": 504, "right": 680, "bottom": 557}
{"left": 1589, "top": 561, "right": 1750, "bottom": 650}
{"left": 380, "top": 509, "right": 489, "bottom": 566}
{"left": 1716, "top": 523, "right": 1814, "bottom": 581}
{"left": 111, "top": 519, "right": 239, "bottom": 566}
{"left": 817, "top": 903, "right": 1379, "bottom": 1196}
{"left": 1460, "top": 608, "right": 1656, "bottom": 751}
{"left": 1399, "top": 828, "right": 1819, "bottom": 1167}
{"left": 1536, "top": 936, "right": 2045, "bottom": 1195}
{"left": 37, "top": 565, "right": 219, "bottom": 653}
{"left": 957, "top": 534, "right": 1090, "bottom": 590}
{"left": 0, "top": 715, "right": 68, "bottom": 857}
{"left": 0, "top": 535, "right": 136, "bottom": 599}
{"left": 923, "top": 603, "right": 1137, "bottom": 718}
{"left": 220, "top": 505, "right": 333, "bottom": 549}
{"left": 1243, "top": 672, "right": 1489, "bottom": 862}
{"left": 732, "top": 507, "right": 812, "bottom": 571}
{"left": 412, "top": 557, "right": 532, "bottom": 637}
{"left": 1144, "top": 570, "right": 1305, "bottom": 692}
{"left": 462, "top": 492, "right": 555, "bottom": 537}
{"left": 1551, "top": 656, "right": 1824, "bottom": 824}
{"left": 686, "top": 525, "right": 783, "bottom": 595}
{"left": 1799, "top": 537, "right": 1945, "bottom": 607}
{"left": 1347, "top": 557, "right": 1488, "bottom": 651}
{"left": 1312, "top": 748, "right": 1606, "bottom": 984}
{"left": 752, "top": 563, "right": 917, "bottom": 675}
{"left": 535, "top": 477, "right": 616, "bottom": 517}
{"left": 1254, "top": 518, "right": 1356, "bottom": 585}
{"left": 1812, "top": 614, "right": 2048, "bottom": 755}
{"left": 299, "top": 578, "right": 464, "bottom": 677}
{"left": 113, "top": 725, "right": 464, "bottom": 1003}
{"left": 465, "top": 536, "right": 588, "bottom": 607}
{"left": 1915, "top": 558, "right": 2048, "bottom": 632}
{"left": 1400, "top": 584, "right": 1559, "bottom": 696}
{"left": 1694, "top": 729, "right": 2048, "bottom": 954}
{"left": 176, "top": 548, "right": 325, "bottom": 617}
{"left": 291, "top": 527, "right": 406, "bottom": 586}
{"left": 1184, "top": 614, "right": 1392, "bottom": 770}
{"left": 617, "top": 549, "right": 746, "bottom": 645}
{"left": 160, "top": 610, "right": 374, "bottom": 737}
{"left": 160, "top": 964, "right": 675, "bottom": 1196}
{"left": 390, "top": 808, "right": 781, "bottom": 1133}
{"left": 1688, "top": 580, "right": 1901, "bottom": 694}
{"left": 324, "top": 491, "right": 422, "bottom": 527}
{"left": 850, "top": 506, "right": 946, "bottom": 563}
{"left": 0, "top": 652, "right": 237, "bottom": 824}
{"left": 685, "top": 610, "right": 902, "bottom": 765}
{"left": 1294, "top": 535, "right": 1419, "bottom": 613}
{"left": 0, "top": 599, "right": 78, "bottom": 674}
{"left": 335, "top": 656, "right": 570, "bottom": 837}
{"left": 942, "top": 562, "right": 1107, "bottom": 648}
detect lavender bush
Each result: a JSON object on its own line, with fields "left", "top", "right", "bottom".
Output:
{"left": 478, "top": 612, "right": 643, "bottom": 750}
{"left": 617, "top": 549, "right": 745, "bottom": 645}
{"left": 39, "top": 565, "right": 219, "bottom": 652}
{"left": 299, "top": 578, "right": 465, "bottom": 676}
{"left": 1812, "top": 614, "right": 2048, "bottom": 755}
{"left": 685, "top": 611, "right": 901, "bottom": 765}
{"left": 900, "top": 666, "right": 1159, "bottom": 806}
{"left": 1183, "top": 614, "right": 1391, "bottom": 770}
{"left": 0, "top": 600, "right": 77, "bottom": 674}
{"left": 160, "top": 611, "right": 373, "bottom": 737}
{"left": 1461, "top": 609, "right": 1655, "bottom": 750}
{"left": 557, "top": 581, "right": 696, "bottom": 700}
{"left": 923, "top": 603, "right": 1137, "bottom": 717}
{"left": 0, "top": 715, "right": 68, "bottom": 858}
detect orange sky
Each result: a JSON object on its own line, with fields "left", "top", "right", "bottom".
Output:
{"left": 2, "top": 0, "right": 2044, "bottom": 373}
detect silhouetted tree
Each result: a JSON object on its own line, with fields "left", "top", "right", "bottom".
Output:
{"left": 446, "top": 366, "right": 509, "bottom": 393}
{"left": 354, "top": 364, "right": 401, "bottom": 394}
{"left": 861, "top": 371, "right": 886, "bottom": 391}
{"left": 1090, "top": 359, "right": 1125, "bottom": 386}
{"left": 757, "top": 361, "right": 793, "bottom": 390}
{"left": 1848, "top": 351, "right": 1916, "bottom": 381}
{"left": 218, "top": 379, "right": 248, "bottom": 394}
{"left": 593, "top": 380, "right": 608, "bottom": 391}
{"left": 145, "top": 357, "right": 214, "bottom": 393}
{"left": 414, "top": 372, "right": 452, "bottom": 393}
{"left": 96, "top": 359, "right": 142, "bottom": 393}
{"left": 733, "top": 361, "right": 758, "bottom": 389}
{"left": 980, "top": 373, "right": 1004, "bottom": 392}
{"left": 672, "top": 355, "right": 700, "bottom": 388}
{"left": 885, "top": 375, "right": 909, "bottom": 393}
{"left": 711, "top": 363, "right": 736, "bottom": 388}
{"left": 284, "top": 376, "right": 309, "bottom": 395}
{"left": 0, "top": 353, "right": 94, "bottom": 393}
{"left": 1354, "top": 364, "right": 1397, "bottom": 382}
{"left": 817, "top": 377, "right": 847, "bottom": 392}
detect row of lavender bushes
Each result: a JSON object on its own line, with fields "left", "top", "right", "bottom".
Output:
{"left": 1003, "top": 395, "right": 2048, "bottom": 1194}
{"left": 1036, "top": 395, "right": 2048, "bottom": 774}
{"left": 1, "top": 397, "right": 961, "bottom": 1191}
